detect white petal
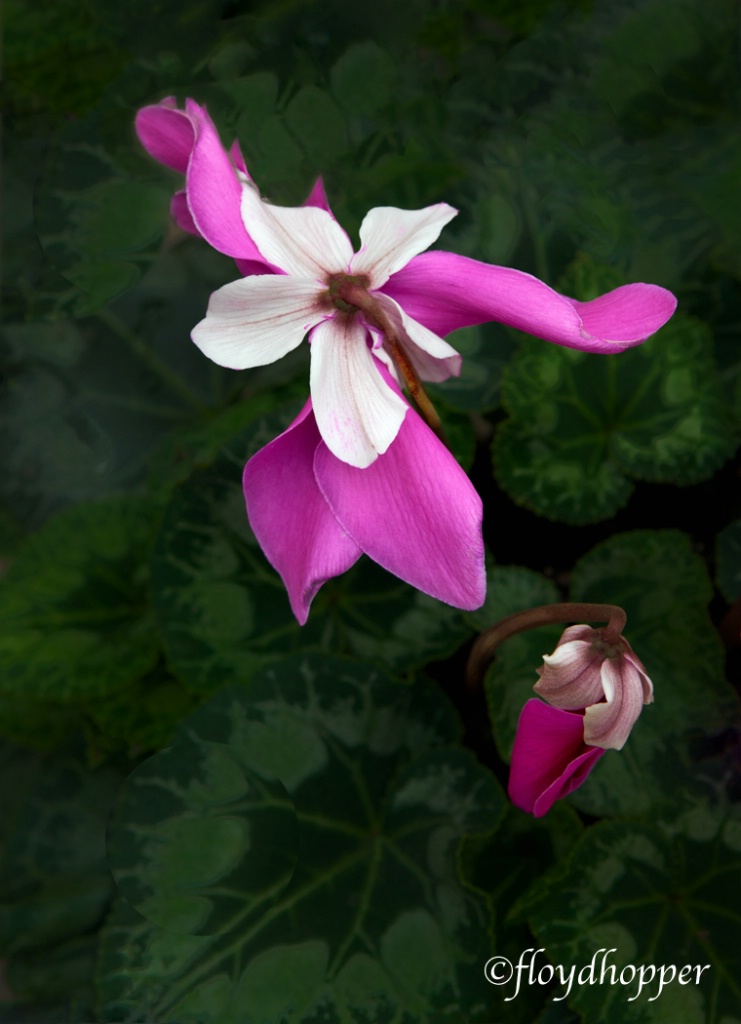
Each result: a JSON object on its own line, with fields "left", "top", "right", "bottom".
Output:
{"left": 351, "top": 204, "right": 458, "bottom": 288}
{"left": 310, "top": 318, "right": 408, "bottom": 468}
{"left": 191, "top": 276, "right": 323, "bottom": 369}
{"left": 241, "top": 184, "right": 354, "bottom": 279}
{"left": 583, "top": 658, "right": 646, "bottom": 751}
{"left": 373, "top": 293, "right": 462, "bottom": 382}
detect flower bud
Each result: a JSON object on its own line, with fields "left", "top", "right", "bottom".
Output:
{"left": 508, "top": 624, "right": 653, "bottom": 816}
{"left": 534, "top": 624, "right": 653, "bottom": 750}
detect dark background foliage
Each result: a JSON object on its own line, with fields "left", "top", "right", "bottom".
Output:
{"left": 2, "top": 0, "right": 741, "bottom": 1020}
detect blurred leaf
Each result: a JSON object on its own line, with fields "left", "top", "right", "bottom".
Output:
{"left": 716, "top": 519, "right": 741, "bottom": 603}
{"left": 35, "top": 119, "right": 171, "bottom": 312}
{"left": 285, "top": 86, "right": 348, "bottom": 166}
{"left": 330, "top": 41, "right": 398, "bottom": 118}
{"left": 0, "top": 751, "right": 121, "bottom": 1005}
{"left": 100, "top": 657, "right": 505, "bottom": 1021}
{"left": 429, "top": 323, "right": 514, "bottom": 414}
{"left": 494, "top": 313, "right": 736, "bottom": 524}
{"left": 518, "top": 811, "right": 741, "bottom": 1021}
{"left": 0, "top": 497, "right": 159, "bottom": 702}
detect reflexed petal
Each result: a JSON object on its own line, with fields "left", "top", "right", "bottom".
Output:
{"left": 243, "top": 400, "right": 361, "bottom": 625}
{"left": 313, "top": 383, "right": 485, "bottom": 609}
{"left": 191, "top": 276, "right": 323, "bottom": 369}
{"left": 351, "top": 204, "right": 458, "bottom": 289}
{"left": 624, "top": 645, "right": 655, "bottom": 703}
{"left": 310, "top": 319, "right": 408, "bottom": 468}
{"left": 535, "top": 639, "right": 606, "bottom": 710}
{"left": 303, "top": 177, "right": 334, "bottom": 215}
{"left": 383, "top": 251, "right": 677, "bottom": 353}
{"left": 228, "top": 138, "right": 249, "bottom": 176}
{"left": 570, "top": 284, "right": 678, "bottom": 345}
{"left": 373, "top": 293, "right": 462, "bottom": 382}
{"left": 170, "top": 190, "right": 199, "bottom": 237}
{"left": 241, "top": 185, "right": 353, "bottom": 279}
{"left": 583, "top": 658, "right": 647, "bottom": 751}
{"left": 135, "top": 100, "right": 194, "bottom": 173}
{"left": 187, "top": 114, "right": 266, "bottom": 262}
{"left": 508, "top": 700, "right": 605, "bottom": 817}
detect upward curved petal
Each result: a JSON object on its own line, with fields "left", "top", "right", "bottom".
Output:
{"left": 171, "top": 190, "right": 199, "bottom": 237}
{"left": 351, "top": 204, "right": 458, "bottom": 289}
{"left": 303, "top": 177, "right": 334, "bottom": 215}
{"left": 191, "top": 276, "right": 323, "bottom": 369}
{"left": 313, "top": 379, "right": 485, "bottom": 609}
{"left": 186, "top": 111, "right": 266, "bottom": 262}
{"left": 243, "top": 400, "right": 361, "bottom": 625}
{"left": 310, "top": 319, "right": 408, "bottom": 468}
{"left": 241, "top": 185, "right": 353, "bottom": 279}
{"left": 383, "top": 251, "right": 677, "bottom": 353}
{"left": 135, "top": 99, "right": 193, "bottom": 173}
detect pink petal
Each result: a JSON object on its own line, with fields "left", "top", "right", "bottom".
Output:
{"left": 383, "top": 251, "right": 677, "bottom": 353}
{"left": 313, "top": 380, "right": 485, "bottom": 609}
{"left": 570, "top": 285, "right": 677, "bottom": 344}
{"left": 303, "top": 177, "right": 334, "bottom": 215}
{"left": 351, "top": 204, "right": 458, "bottom": 289}
{"left": 373, "top": 293, "right": 462, "bottom": 383}
{"left": 309, "top": 320, "right": 408, "bottom": 468}
{"left": 171, "top": 190, "right": 200, "bottom": 237}
{"left": 135, "top": 101, "right": 194, "bottom": 174}
{"left": 241, "top": 185, "right": 354, "bottom": 279}
{"left": 243, "top": 400, "right": 361, "bottom": 625}
{"left": 228, "top": 139, "right": 249, "bottom": 176}
{"left": 508, "top": 700, "right": 605, "bottom": 817}
{"left": 191, "top": 276, "right": 323, "bottom": 369}
{"left": 186, "top": 110, "right": 266, "bottom": 262}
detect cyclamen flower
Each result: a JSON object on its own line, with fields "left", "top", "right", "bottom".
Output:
{"left": 243, "top": 370, "right": 484, "bottom": 623}
{"left": 509, "top": 625, "right": 654, "bottom": 817}
{"left": 136, "top": 98, "right": 678, "bottom": 471}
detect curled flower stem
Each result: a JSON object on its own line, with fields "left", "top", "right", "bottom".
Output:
{"left": 337, "top": 280, "right": 448, "bottom": 445}
{"left": 466, "top": 602, "right": 627, "bottom": 692}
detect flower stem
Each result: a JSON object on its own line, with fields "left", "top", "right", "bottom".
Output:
{"left": 466, "top": 602, "right": 627, "bottom": 692}
{"left": 337, "top": 281, "right": 449, "bottom": 447}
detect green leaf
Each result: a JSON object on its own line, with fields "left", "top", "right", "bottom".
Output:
{"left": 0, "top": 750, "right": 121, "bottom": 1004}
{"left": 330, "top": 42, "right": 398, "bottom": 117}
{"left": 519, "top": 812, "right": 741, "bottom": 1022}
{"left": 0, "top": 497, "right": 159, "bottom": 702}
{"left": 152, "top": 414, "right": 475, "bottom": 691}
{"left": 100, "top": 657, "right": 505, "bottom": 1021}
{"left": 428, "top": 323, "right": 513, "bottom": 414}
{"left": 35, "top": 123, "right": 171, "bottom": 310}
{"left": 285, "top": 86, "right": 348, "bottom": 166}
{"left": 493, "top": 314, "right": 736, "bottom": 524}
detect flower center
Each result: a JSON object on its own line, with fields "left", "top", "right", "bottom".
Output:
{"left": 327, "top": 273, "right": 371, "bottom": 314}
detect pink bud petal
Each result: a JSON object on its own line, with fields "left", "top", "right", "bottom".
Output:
{"left": 509, "top": 700, "right": 605, "bottom": 817}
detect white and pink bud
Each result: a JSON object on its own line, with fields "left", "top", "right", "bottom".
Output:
{"left": 534, "top": 624, "right": 653, "bottom": 751}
